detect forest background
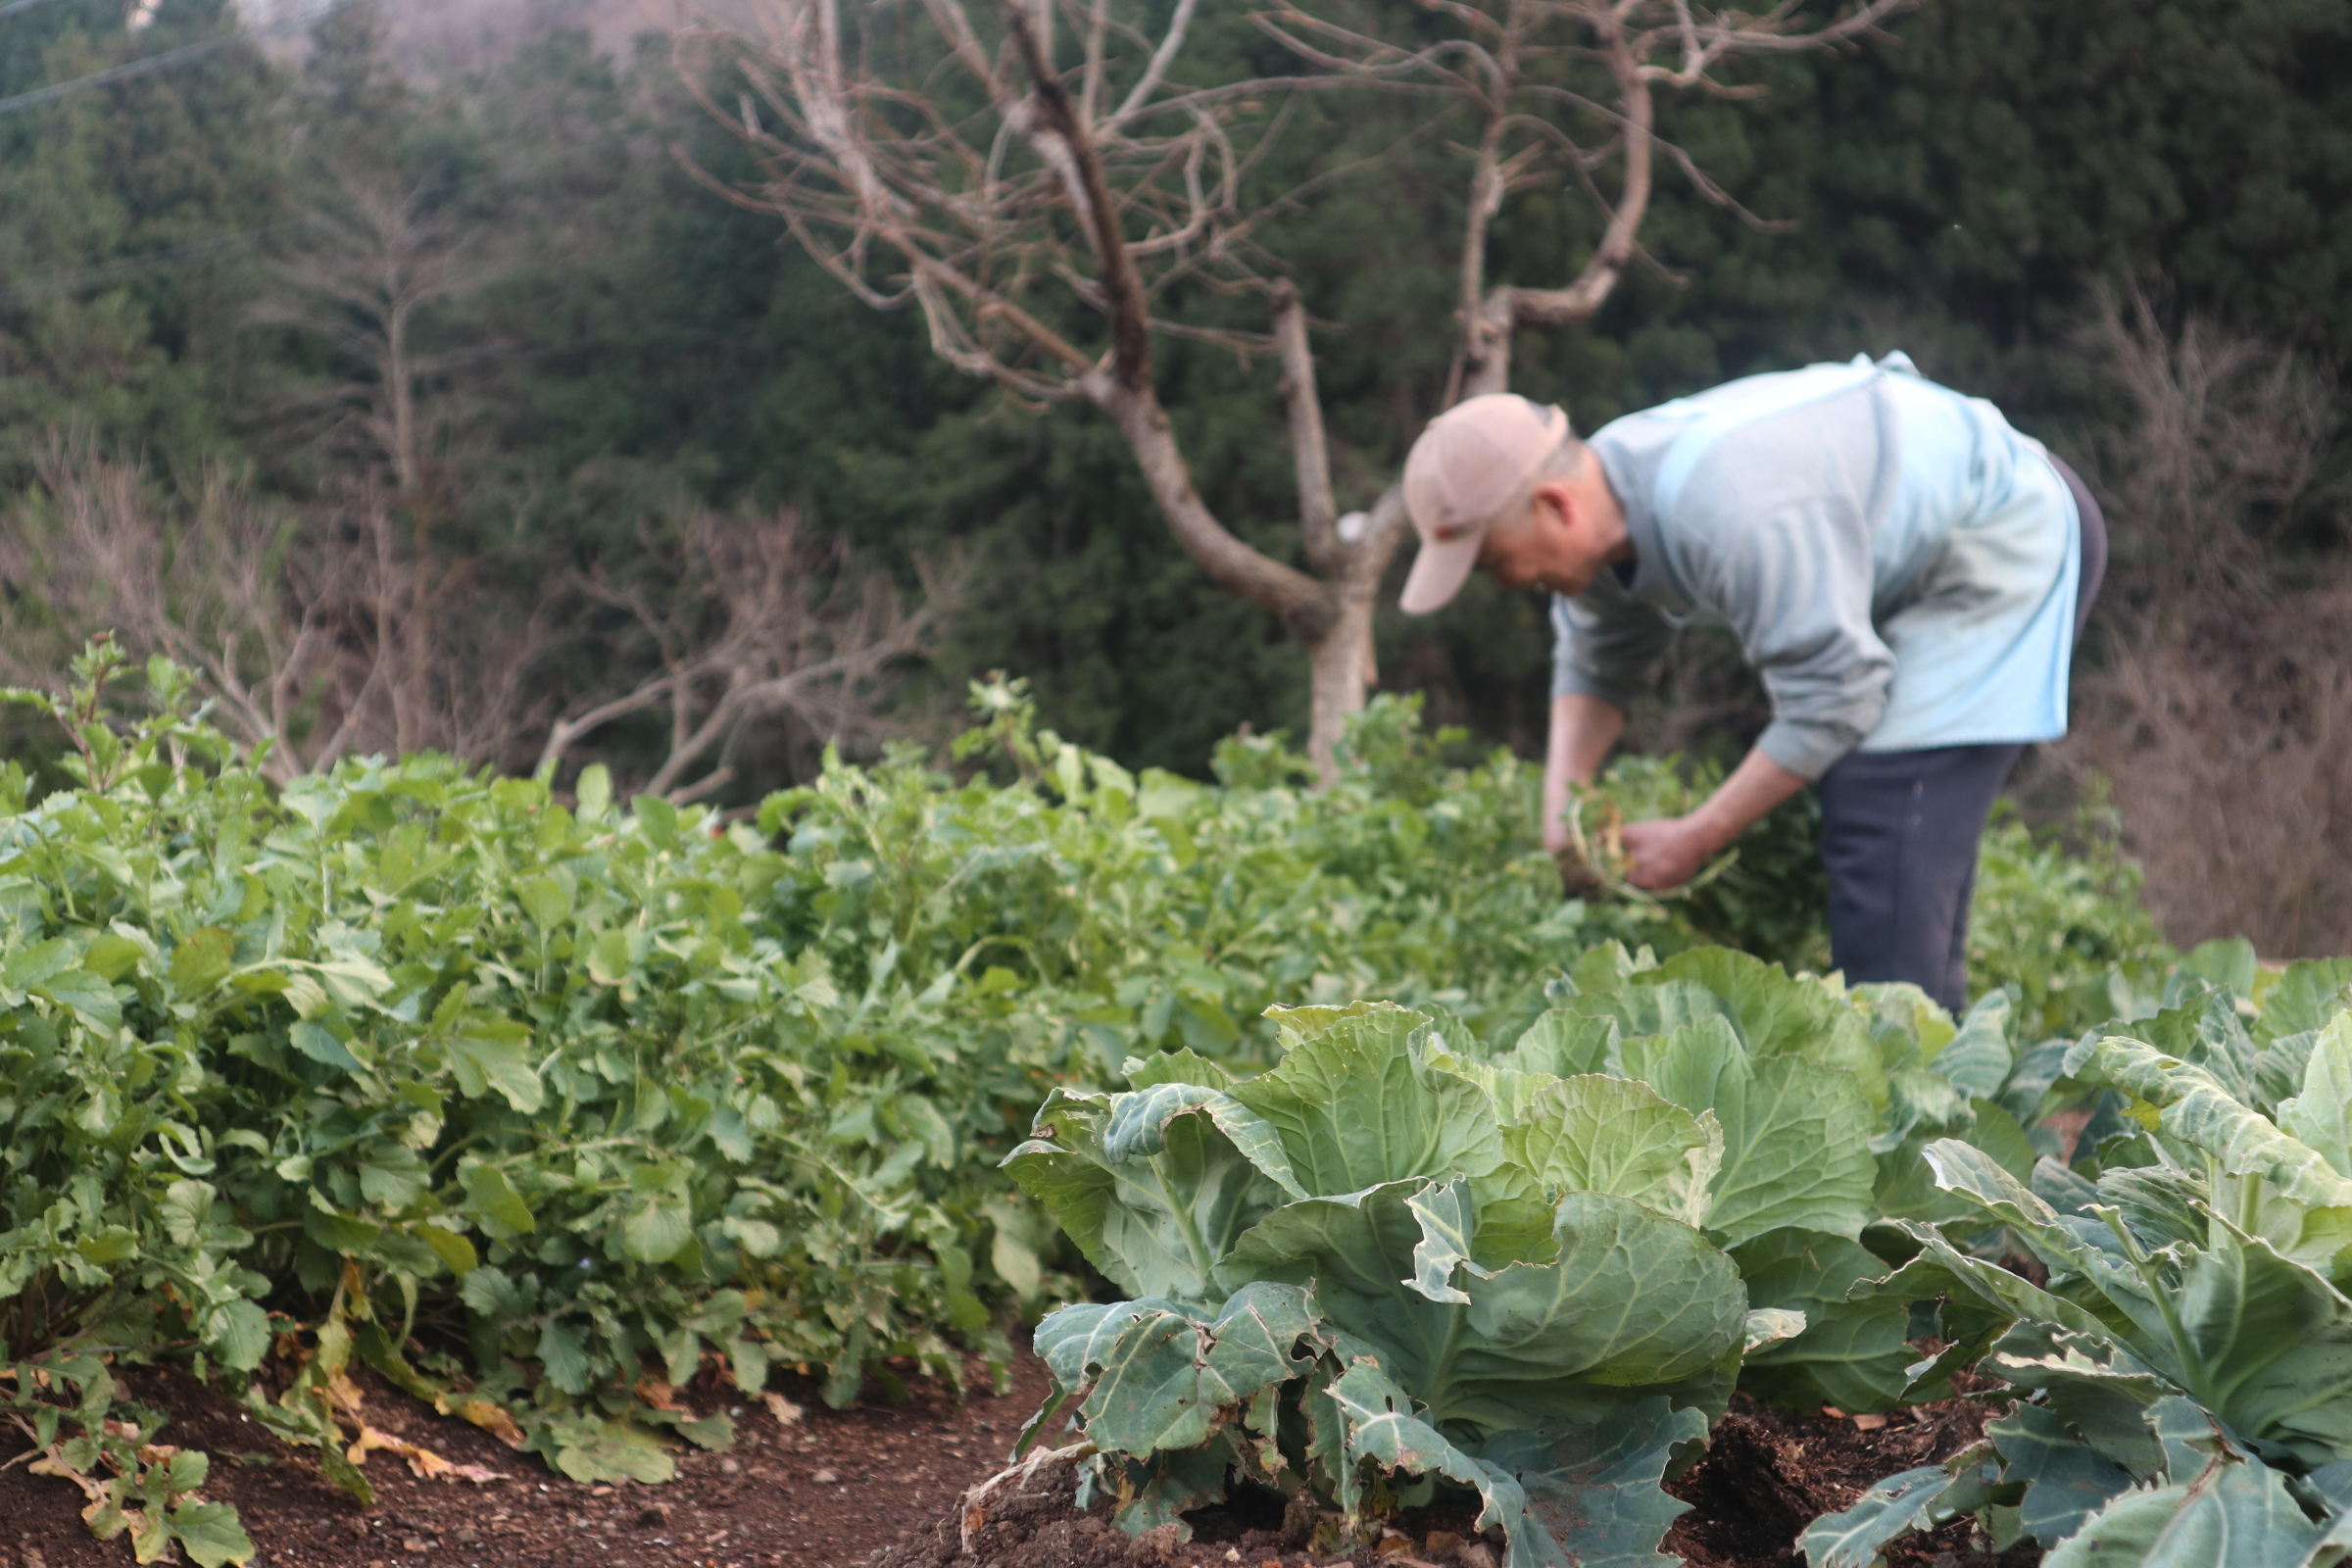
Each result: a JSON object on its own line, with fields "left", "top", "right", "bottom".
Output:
{"left": 0, "top": 0, "right": 2348, "bottom": 954}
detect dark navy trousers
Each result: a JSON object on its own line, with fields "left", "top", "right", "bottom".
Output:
{"left": 1816, "top": 456, "right": 2107, "bottom": 1014}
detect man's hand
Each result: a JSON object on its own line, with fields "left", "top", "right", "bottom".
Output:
{"left": 1621, "top": 748, "right": 1810, "bottom": 892}
{"left": 1620, "top": 815, "right": 1718, "bottom": 891}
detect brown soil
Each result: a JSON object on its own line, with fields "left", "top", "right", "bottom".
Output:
{"left": 1, "top": 1345, "right": 1055, "bottom": 1568}
{"left": 1666, "top": 1393, "right": 2041, "bottom": 1568}
{"left": 874, "top": 1387, "right": 2046, "bottom": 1568}
{"left": 2, "top": 1351, "right": 2038, "bottom": 1568}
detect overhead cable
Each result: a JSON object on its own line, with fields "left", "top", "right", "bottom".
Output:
{"left": 0, "top": 227, "right": 284, "bottom": 306}
{"left": 0, "top": 0, "right": 370, "bottom": 120}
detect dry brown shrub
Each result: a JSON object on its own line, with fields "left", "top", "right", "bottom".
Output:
{"left": 2054, "top": 287, "right": 2350, "bottom": 956}
{"left": 2058, "top": 590, "right": 2352, "bottom": 956}
{"left": 0, "top": 443, "right": 946, "bottom": 800}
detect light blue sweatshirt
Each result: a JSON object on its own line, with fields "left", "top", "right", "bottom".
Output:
{"left": 1551, "top": 353, "right": 2081, "bottom": 780}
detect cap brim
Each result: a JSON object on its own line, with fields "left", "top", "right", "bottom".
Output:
{"left": 1397, "top": 532, "right": 1482, "bottom": 613}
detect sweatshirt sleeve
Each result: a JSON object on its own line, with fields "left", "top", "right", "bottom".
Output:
{"left": 1550, "top": 573, "right": 1672, "bottom": 710}
{"left": 1678, "top": 470, "right": 1894, "bottom": 781}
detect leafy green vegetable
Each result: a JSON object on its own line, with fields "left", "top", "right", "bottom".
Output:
{"left": 1820, "top": 982, "right": 2352, "bottom": 1564}
{"left": 1451, "top": 943, "right": 2042, "bottom": 1413}
{"left": 1968, "top": 795, "right": 2175, "bottom": 1043}
{"left": 1009, "top": 1004, "right": 1752, "bottom": 1563}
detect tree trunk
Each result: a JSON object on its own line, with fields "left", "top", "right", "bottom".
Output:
{"left": 1303, "top": 484, "right": 1412, "bottom": 783}
{"left": 1306, "top": 580, "right": 1378, "bottom": 783}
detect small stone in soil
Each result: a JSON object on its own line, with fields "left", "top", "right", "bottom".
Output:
{"left": 811, "top": 1467, "right": 838, "bottom": 1483}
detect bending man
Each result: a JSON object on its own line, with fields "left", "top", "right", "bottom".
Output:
{"left": 1396, "top": 353, "right": 2106, "bottom": 1013}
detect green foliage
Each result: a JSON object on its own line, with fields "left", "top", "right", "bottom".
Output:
{"left": 0, "top": 0, "right": 285, "bottom": 484}
{"left": 0, "top": 650, "right": 1089, "bottom": 1509}
{"left": 1008, "top": 1003, "right": 1754, "bottom": 1565}
{"left": 1811, "top": 969, "right": 2352, "bottom": 1563}
{"left": 1970, "top": 797, "right": 2176, "bottom": 1042}
{"left": 907, "top": 683, "right": 1617, "bottom": 1056}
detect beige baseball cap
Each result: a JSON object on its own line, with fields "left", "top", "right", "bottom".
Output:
{"left": 1397, "top": 394, "right": 1570, "bottom": 613}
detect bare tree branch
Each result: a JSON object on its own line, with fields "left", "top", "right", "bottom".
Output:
{"left": 1106, "top": 0, "right": 1200, "bottom": 130}
{"left": 539, "top": 510, "right": 952, "bottom": 803}
{"left": 1273, "top": 281, "right": 1341, "bottom": 574}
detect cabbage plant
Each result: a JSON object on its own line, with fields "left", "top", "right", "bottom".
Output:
{"left": 1004, "top": 1002, "right": 1789, "bottom": 1565}
{"left": 1461, "top": 944, "right": 2043, "bottom": 1415}
{"left": 1805, "top": 992, "right": 2352, "bottom": 1566}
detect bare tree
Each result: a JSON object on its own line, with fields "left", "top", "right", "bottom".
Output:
{"left": 674, "top": 0, "right": 1912, "bottom": 778}
{"left": 2, "top": 145, "right": 949, "bottom": 794}
{"left": 260, "top": 161, "right": 502, "bottom": 500}
{"left": 295, "top": 491, "right": 572, "bottom": 776}
{"left": 2063, "top": 591, "right": 2352, "bottom": 957}
{"left": 0, "top": 448, "right": 942, "bottom": 798}
{"left": 536, "top": 509, "right": 949, "bottom": 803}
{"left": 0, "top": 446, "right": 314, "bottom": 775}
{"left": 0, "top": 444, "right": 561, "bottom": 783}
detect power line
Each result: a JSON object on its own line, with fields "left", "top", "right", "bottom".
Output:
{"left": 0, "top": 169, "right": 501, "bottom": 308}
{"left": 0, "top": 225, "right": 287, "bottom": 306}
{"left": 0, "top": 0, "right": 371, "bottom": 120}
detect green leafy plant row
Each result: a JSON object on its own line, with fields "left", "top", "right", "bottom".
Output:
{"left": 1565, "top": 759, "right": 2172, "bottom": 1034}
{"left": 0, "top": 645, "right": 2182, "bottom": 1560}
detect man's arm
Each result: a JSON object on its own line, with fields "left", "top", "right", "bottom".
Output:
{"left": 1619, "top": 746, "right": 1806, "bottom": 890}
{"left": 1541, "top": 692, "right": 1627, "bottom": 857}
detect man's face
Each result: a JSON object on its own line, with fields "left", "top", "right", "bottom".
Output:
{"left": 1476, "top": 484, "right": 1600, "bottom": 598}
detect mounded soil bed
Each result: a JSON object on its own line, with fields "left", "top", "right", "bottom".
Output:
{"left": 1, "top": 1348, "right": 1054, "bottom": 1568}
{"left": 2, "top": 1346, "right": 2038, "bottom": 1568}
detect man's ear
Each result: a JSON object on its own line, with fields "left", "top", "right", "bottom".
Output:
{"left": 1530, "top": 482, "right": 1574, "bottom": 535}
